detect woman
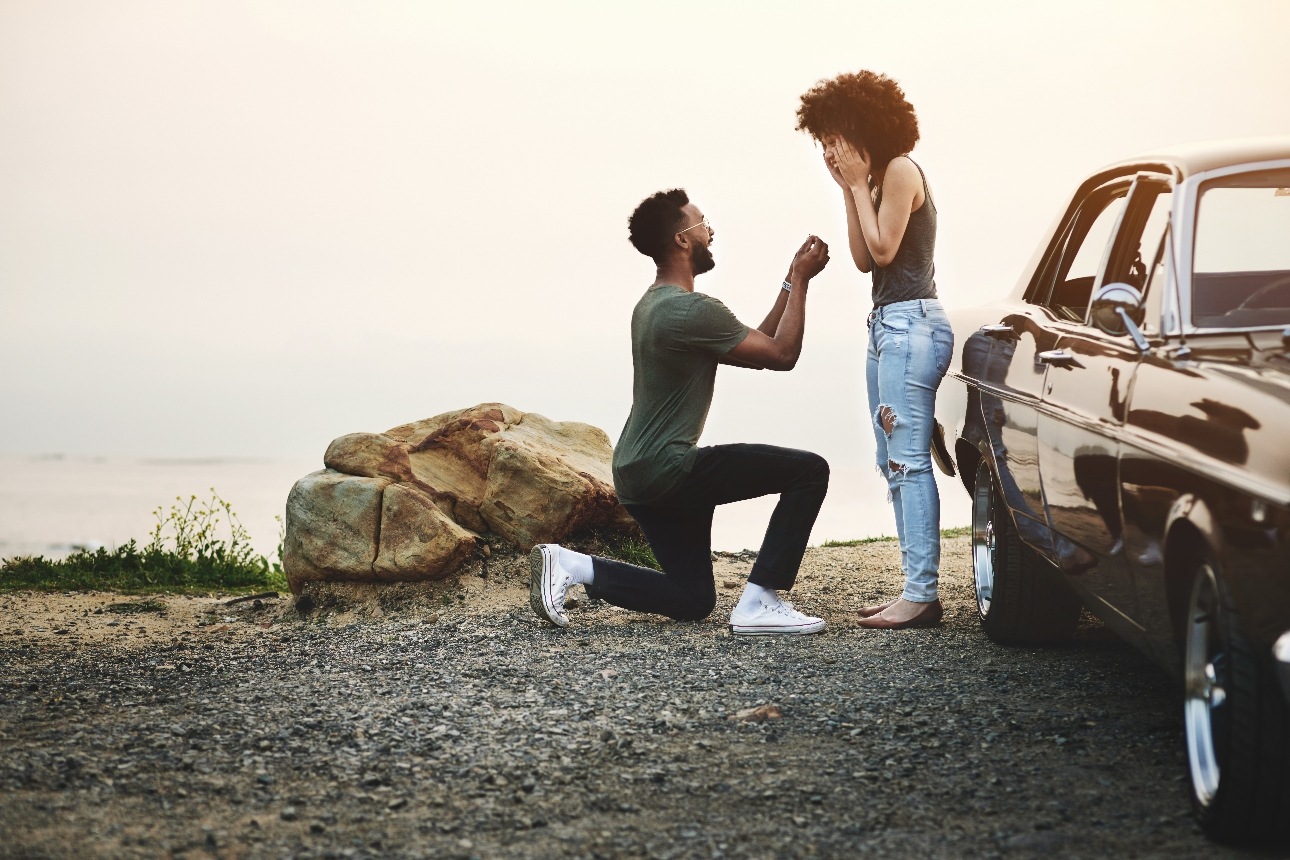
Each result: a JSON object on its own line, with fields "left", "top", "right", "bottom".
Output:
{"left": 797, "top": 71, "right": 953, "bottom": 629}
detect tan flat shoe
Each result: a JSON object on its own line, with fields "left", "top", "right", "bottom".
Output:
{"left": 856, "top": 597, "right": 898, "bottom": 618}
{"left": 856, "top": 599, "right": 943, "bottom": 630}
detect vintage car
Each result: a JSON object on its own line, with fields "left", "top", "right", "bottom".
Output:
{"left": 934, "top": 137, "right": 1290, "bottom": 843}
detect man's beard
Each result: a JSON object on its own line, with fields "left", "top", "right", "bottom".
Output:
{"left": 691, "top": 243, "right": 715, "bottom": 275}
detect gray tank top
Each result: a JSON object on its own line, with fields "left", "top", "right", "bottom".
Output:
{"left": 871, "top": 158, "right": 937, "bottom": 307}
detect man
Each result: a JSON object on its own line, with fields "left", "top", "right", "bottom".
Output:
{"left": 530, "top": 188, "right": 831, "bottom": 634}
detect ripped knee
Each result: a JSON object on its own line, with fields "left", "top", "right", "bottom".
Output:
{"left": 877, "top": 404, "right": 898, "bottom": 435}
{"left": 888, "top": 459, "right": 906, "bottom": 475}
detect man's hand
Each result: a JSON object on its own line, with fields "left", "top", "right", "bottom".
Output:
{"left": 728, "top": 235, "right": 829, "bottom": 372}
{"left": 791, "top": 235, "right": 830, "bottom": 282}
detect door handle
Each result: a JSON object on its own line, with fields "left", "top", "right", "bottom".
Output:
{"left": 978, "top": 324, "right": 1015, "bottom": 339}
{"left": 1036, "top": 349, "right": 1084, "bottom": 369}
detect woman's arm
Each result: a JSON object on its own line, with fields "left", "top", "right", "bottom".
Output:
{"left": 830, "top": 141, "right": 921, "bottom": 268}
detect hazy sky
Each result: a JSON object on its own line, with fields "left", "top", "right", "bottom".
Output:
{"left": 3, "top": 0, "right": 1289, "bottom": 471}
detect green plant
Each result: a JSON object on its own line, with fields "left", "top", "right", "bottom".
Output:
{"left": 0, "top": 489, "right": 287, "bottom": 595}
{"left": 602, "top": 534, "right": 658, "bottom": 569}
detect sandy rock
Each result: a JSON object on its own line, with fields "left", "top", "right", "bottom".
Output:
{"left": 373, "top": 484, "right": 477, "bottom": 576}
{"left": 323, "top": 433, "right": 414, "bottom": 484}
{"left": 283, "top": 403, "right": 637, "bottom": 594}
{"left": 283, "top": 471, "right": 387, "bottom": 592}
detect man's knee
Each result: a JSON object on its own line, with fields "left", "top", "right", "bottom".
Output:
{"left": 671, "top": 590, "right": 717, "bottom": 622}
{"left": 800, "top": 451, "right": 830, "bottom": 486}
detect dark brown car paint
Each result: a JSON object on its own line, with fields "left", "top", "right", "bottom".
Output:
{"left": 939, "top": 141, "right": 1290, "bottom": 680}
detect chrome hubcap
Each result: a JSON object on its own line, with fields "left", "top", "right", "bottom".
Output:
{"left": 971, "top": 462, "right": 996, "bottom": 618}
{"left": 1184, "top": 564, "right": 1227, "bottom": 808}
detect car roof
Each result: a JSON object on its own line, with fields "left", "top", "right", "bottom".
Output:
{"left": 1100, "top": 136, "right": 1290, "bottom": 179}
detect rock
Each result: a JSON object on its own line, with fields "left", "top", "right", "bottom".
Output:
{"left": 728, "top": 704, "right": 783, "bottom": 723}
{"left": 283, "top": 403, "right": 637, "bottom": 594}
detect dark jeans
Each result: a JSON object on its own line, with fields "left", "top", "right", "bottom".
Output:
{"left": 587, "top": 444, "right": 829, "bottom": 621}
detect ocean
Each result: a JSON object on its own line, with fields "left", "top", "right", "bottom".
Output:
{"left": 0, "top": 453, "right": 971, "bottom": 563}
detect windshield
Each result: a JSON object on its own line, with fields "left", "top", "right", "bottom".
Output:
{"left": 1191, "top": 166, "right": 1290, "bottom": 329}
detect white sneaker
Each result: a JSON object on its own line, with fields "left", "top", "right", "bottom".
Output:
{"left": 729, "top": 597, "right": 826, "bottom": 636}
{"left": 529, "top": 544, "right": 575, "bottom": 628}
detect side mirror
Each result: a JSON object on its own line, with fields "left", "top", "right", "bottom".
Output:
{"left": 1090, "top": 282, "right": 1150, "bottom": 352}
{"left": 1090, "top": 282, "right": 1144, "bottom": 334}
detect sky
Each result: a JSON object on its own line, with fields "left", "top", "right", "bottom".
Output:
{"left": 3, "top": 0, "right": 1289, "bottom": 476}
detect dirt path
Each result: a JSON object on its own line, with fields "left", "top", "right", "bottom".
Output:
{"left": 0, "top": 538, "right": 1260, "bottom": 859}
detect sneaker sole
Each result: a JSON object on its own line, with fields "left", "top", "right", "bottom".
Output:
{"left": 729, "top": 621, "right": 826, "bottom": 636}
{"left": 528, "top": 546, "right": 568, "bottom": 628}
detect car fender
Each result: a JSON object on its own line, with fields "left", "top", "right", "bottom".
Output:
{"left": 1163, "top": 493, "right": 1224, "bottom": 559}
{"left": 973, "top": 441, "right": 1059, "bottom": 562}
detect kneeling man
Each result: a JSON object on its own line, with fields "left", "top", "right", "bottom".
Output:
{"left": 530, "top": 188, "right": 831, "bottom": 634}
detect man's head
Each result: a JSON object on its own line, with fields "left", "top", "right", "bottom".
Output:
{"left": 628, "top": 188, "right": 716, "bottom": 275}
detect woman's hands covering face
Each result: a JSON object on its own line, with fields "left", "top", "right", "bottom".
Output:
{"left": 824, "top": 136, "right": 871, "bottom": 190}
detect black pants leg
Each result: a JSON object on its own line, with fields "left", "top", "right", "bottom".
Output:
{"left": 587, "top": 444, "right": 829, "bottom": 620}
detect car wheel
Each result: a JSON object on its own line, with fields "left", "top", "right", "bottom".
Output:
{"left": 971, "top": 459, "right": 1081, "bottom": 644}
{"left": 1184, "top": 558, "right": 1290, "bottom": 844}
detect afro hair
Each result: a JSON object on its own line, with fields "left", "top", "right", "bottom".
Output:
{"left": 796, "top": 71, "right": 920, "bottom": 171}
{"left": 628, "top": 188, "right": 690, "bottom": 263}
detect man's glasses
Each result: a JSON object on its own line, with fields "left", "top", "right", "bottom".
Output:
{"left": 676, "top": 218, "right": 711, "bottom": 236}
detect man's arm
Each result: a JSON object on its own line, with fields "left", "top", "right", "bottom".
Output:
{"left": 717, "top": 261, "right": 796, "bottom": 368}
{"left": 754, "top": 261, "right": 795, "bottom": 336}
{"left": 725, "top": 236, "right": 829, "bottom": 371}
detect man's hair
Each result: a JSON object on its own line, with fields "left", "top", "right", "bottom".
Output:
{"left": 796, "top": 71, "right": 920, "bottom": 172}
{"left": 628, "top": 188, "right": 690, "bottom": 263}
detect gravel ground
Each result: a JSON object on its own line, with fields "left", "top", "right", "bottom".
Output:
{"left": 0, "top": 536, "right": 1278, "bottom": 859}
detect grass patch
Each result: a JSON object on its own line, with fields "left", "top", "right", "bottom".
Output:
{"left": 821, "top": 525, "right": 971, "bottom": 548}
{"left": 605, "top": 534, "right": 659, "bottom": 569}
{"left": 571, "top": 528, "right": 659, "bottom": 570}
{"left": 0, "top": 490, "right": 286, "bottom": 595}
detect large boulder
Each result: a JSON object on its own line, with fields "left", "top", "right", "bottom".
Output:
{"left": 283, "top": 403, "right": 636, "bottom": 594}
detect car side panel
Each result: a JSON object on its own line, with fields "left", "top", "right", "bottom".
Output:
{"left": 954, "top": 307, "right": 1061, "bottom": 561}
{"left": 1122, "top": 345, "right": 1290, "bottom": 669}
{"left": 1036, "top": 330, "right": 1144, "bottom": 625}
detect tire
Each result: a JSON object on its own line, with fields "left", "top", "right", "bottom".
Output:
{"left": 1184, "top": 558, "right": 1290, "bottom": 844}
{"left": 971, "top": 460, "right": 1081, "bottom": 644}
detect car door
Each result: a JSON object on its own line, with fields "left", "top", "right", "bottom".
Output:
{"left": 963, "top": 178, "right": 1132, "bottom": 567}
{"left": 961, "top": 309, "right": 1064, "bottom": 560}
{"left": 1036, "top": 175, "right": 1173, "bottom": 625}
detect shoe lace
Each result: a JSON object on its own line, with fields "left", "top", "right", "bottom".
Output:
{"left": 768, "top": 599, "right": 813, "bottom": 622}
{"left": 554, "top": 569, "right": 576, "bottom": 602}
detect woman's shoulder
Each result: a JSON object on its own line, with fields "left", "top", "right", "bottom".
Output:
{"left": 887, "top": 155, "right": 930, "bottom": 206}
{"left": 886, "top": 154, "right": 924, "bottom": 180}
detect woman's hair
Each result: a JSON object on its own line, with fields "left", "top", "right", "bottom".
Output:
{"left": 796, "top": 71, "right": 920, "bottom": 170}
{"left": 628, "top": 188, "right": 690, "bottom": 263}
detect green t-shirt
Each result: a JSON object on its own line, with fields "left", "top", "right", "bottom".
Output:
{"left": 612, "top": 284, "right": 750, "bottom": 505}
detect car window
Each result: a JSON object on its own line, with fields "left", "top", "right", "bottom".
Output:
{"left": 1120, "top": 187, "right": 1171, "bottom": 294}
{"left": 1029, "top": 187, "right": 1128, "bottom": 322}
{"left": 1101, "top": 179, "right": 1172, "bottom": 334}
{"left": 1192, "top": 166, "right": 1290, "bottom": 328}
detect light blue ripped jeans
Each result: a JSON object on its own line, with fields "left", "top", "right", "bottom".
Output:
{"left": 866, "top": 298, "right": 954, "bottom": 603}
